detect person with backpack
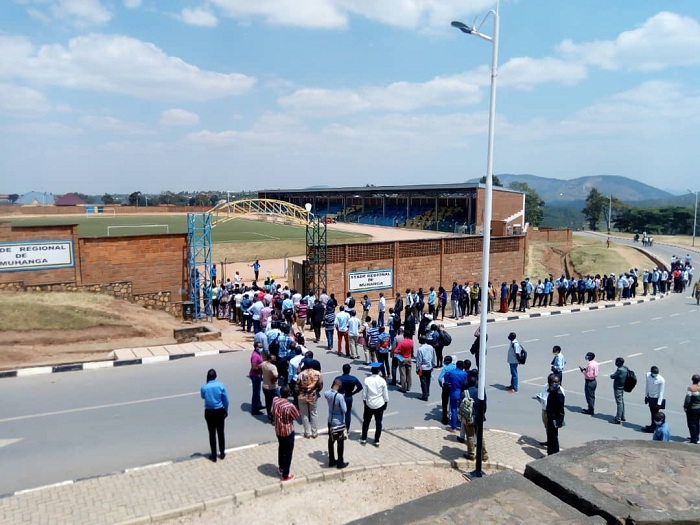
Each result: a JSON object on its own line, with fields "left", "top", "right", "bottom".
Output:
{"left": 445, "top": 360, "right": 468, "bottom": 431}
{"left": 506, "top": 332, "right": 523, "bottom": 393}
{"left": 460, "top": 369, "right": 488, "bottom": 461}
{"left": 610, "top": 357, "right": 629, "bottom": 424}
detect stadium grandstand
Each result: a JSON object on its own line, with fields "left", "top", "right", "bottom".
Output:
{"left": 259, "top": 183, "right": 525, "bottom": 234}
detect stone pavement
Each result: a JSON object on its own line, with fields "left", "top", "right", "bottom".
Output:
{"left": 0, "top": 427, "right": 542, "bottom": 525}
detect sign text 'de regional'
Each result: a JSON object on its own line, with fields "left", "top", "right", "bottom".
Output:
{"left": 0, "top": 240, "right": 75, "bottom": 272}
{"left": 348, "top": 268, "right": 393, "bottom": 292}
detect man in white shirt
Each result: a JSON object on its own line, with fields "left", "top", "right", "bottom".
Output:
{"left": 334, "top": 305, "right": 351, "bottom": 357}
{"left": 643, "top": 366, "right": 665, "bottom": 433}
{"left": 360, "top": 363, "right": 389, "bottom": 447}
{"left": 377, "top": 293, "right": 386, "bottom": 328}
{"left": 347, "top": 310, "right": 361, "bottom": 360}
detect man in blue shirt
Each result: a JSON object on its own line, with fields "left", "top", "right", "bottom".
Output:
{"left": 334, "top": 364, "right": 363, "bottom": 431}
{"left": 444, "top": 360, "right": 468, "bottom": 430}
{"left": 652, "top": 411, "right": 670, "bottom": 442}
{"left": 438, "top": 356, "right": 457, "bottom": 425}
{"left": 200, "top": 369, "right": 229, "bottom": 462}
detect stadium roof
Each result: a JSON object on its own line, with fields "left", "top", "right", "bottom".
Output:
{"left": 260, "top": 183, "right": 523, "bottom": 197}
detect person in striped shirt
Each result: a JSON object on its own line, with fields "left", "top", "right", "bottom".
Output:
{"left": 271, "top": 386, "right": 300, "bottom": 482}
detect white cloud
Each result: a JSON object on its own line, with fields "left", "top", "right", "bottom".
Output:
{"left": 0, "top": 83, "right": 52, "bottom": 115}
{"left": 498, "top": 57, "right": 587, "bottom": 89}
{"left": 80, "top": 115, "right": 154, "bottom": 135}
{"left": 557, "top": 11, "right": 700, "bottom": 72}
{"left": 208, "top": 0, "right": 494, "bottom": 29}
{"left": 160, "top": 108, "right": 201, "bottom": 126}
{"left": 179, "top": 7, "right": 219, "bottom": 27}
{"left": 0, "top": 34, "right": 256, "bottom": 101}
{"left": 23, "top": 0, "right": 112, "bottom": 28}
{"left": 123, "top": 0, "right": 143, "bottom": 8}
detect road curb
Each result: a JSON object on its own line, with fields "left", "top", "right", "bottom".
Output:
{"left": 0, "top": 349, "right": 236, "bottom": 380}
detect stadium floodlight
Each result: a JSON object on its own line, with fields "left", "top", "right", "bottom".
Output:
{"left": 305, "top": 202, "right": 312, "bottom": 213}
{"left": 452, "top": 0, "right": 500, "bottom": 480}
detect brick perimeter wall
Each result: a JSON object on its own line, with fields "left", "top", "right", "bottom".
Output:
{"left": 527, "top": 229, "right": 573, "bottom": 243}
{"left": 319, "top": 235, "right": 526, "bottom": 304}
{"left": 0, "top": 206, "right": 210, "bottom": 217}
{"left": 1, "top": 222, "right": 187, "bottom": 313}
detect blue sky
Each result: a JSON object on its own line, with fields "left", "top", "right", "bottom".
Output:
{"left": 1, "top": 0, "right": 699, "bottom": 195}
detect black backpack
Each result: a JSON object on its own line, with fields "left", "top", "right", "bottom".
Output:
{"left": 439, "top": 329, "right": 452, "bottom": 347}
{"left": 347, "top": 297, "right": 355, "bottom": 309}
{"left": 268, "top": 334, "right": 280, "bottom": 356}
{"left": 517, "top": 344, "right": 527, "bottom": 365}
{"left": 624, "top": 369, "right": 637, "bottom": 393}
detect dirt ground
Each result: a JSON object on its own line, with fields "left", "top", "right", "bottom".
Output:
{"left": 163, "top": 465, "right": 469, "bottom": 525}
{"left": 0, "top": 293, "right": 179, "bottom": 370}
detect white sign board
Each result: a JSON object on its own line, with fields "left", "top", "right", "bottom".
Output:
{"left": 0, "top": 240, "right": 75, "bottom": 272}
{"left": 348, "top": 268, "right": 393, "bottom": 292}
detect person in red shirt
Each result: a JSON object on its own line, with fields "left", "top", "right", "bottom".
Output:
{"left": 394, "top": 332, "right": 414, "bottom": 393}
{"left": 271, "top": 385, "right": 300, "bottom": 481}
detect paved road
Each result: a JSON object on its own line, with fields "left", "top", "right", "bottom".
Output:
{"left": 0, "top": 235, "right": 695, "bottom": 495}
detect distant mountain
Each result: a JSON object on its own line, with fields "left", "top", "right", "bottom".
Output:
{"left": 469, "top": 174, "right": 673, "bottom": 204}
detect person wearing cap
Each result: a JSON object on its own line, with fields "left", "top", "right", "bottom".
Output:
{"left": 360, "top": 363, "right": 389, "bottom": 447}
{"left": 200, "top": 369, "right": 229, "bottom": 462}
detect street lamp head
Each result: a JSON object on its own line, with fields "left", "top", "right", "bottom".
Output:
{"left": 304, "top": 202, "right": 312, "bottom": 213}
{"left": 451, "top": 20, "right": 474, "bottom": 34}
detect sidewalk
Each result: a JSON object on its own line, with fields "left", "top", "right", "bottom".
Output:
{"left": 0, "top": 427, "right": 542, "bottom": 525}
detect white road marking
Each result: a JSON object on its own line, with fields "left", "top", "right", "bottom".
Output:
{"left": 16, "top": 366, "right": 53, "bottom": 377}
{"left": 654, "top": 346, "right": 668, "bottom": 351}
{"left": 523, "top": 376, "right": 544, "bottom": 383}
{"left": 629, "top": 321, "right": 641, "bottom": 325}
{"left": 124, "top": 461, "right": 172, "bottom": 473}
{"left": 607, "top": 325, "right": 620, "bottom": 329}
{"left": 15, "top": 480, "right": 73, "bottom": 496}
{"left": 490, "top": 344, "right": 507, "bottom": 348}
{"left": 678, "top": 340, "right": 690, "bottom": 345}
{"left": 581, "top": 329, "right": 596, "bottom": 333}
{"left": 0, "top": 438, "right": 23, "bottom": 449}
{"left": 383, "top": 411, "right": 399, "bottom": 417}
{"left": 627, "top": 353, "right": 642, "bottom": 357}
{"left": 226, "top": 443, "right": 259, "bottom": 452}
{"left": 670, "top": 313, "right": 680, "bottom": 317}
{"left": 554, "top": 334, "right": 569, "bottom": 338}
{"left": 598, "top": 360, "right": 613, "bottom": 365}
{"left": 650, "top": 317, "right": 662, "bottom": 321}
{"left": 522, "top": 339, "right": 539, "bottom": 343}
{"left": 0, "top": 391, "right": 198, "bottom": 424}
{"left": 321, "top": 370, "right": 340, "bottom": 375}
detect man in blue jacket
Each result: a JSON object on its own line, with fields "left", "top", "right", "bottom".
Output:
{"left": 200, "top": 369, "right": 229, "bottom": 462}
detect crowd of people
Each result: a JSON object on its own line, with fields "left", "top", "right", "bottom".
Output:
{"left": 196, "top": 251, "right": 697, "bottom": 480}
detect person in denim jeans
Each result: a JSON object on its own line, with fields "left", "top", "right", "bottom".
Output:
{"left": 506, "top": 332, "right": 522, "bottom": 393}
{"left": 323, "top": 307, "right": 335, "bottom": 350}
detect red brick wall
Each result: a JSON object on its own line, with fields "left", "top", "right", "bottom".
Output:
{"left": 0, "top": 206, "right": 210, "bottom": 217}
{"left": 79, "top": 235, "right": 187, "bottom": 298}
{"left": 320, "top": 235, "right": 526, "bottom": 304}
{"left": 475, "top": 188, "right": 524, "bottom": 229}
{"left": 0, "top": 222, "right": 80, "bottom": 285}
{"left": 527, "top": 229, "right": 572, "bottom": 243}
{"left": 1, "top": 221, "right": 188, "bottom": 308}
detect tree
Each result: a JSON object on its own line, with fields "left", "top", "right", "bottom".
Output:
{"left": 128, "top": 191, "right": 142, "bottom": 206}
{"left": 509, "top": 181, "right": 545, "bottom": 226}
{"left": 582, "top": 188, "right": 606, "bottom": 230}
{"left": 102, "top": 193, "right": 116, "bottom": 205}
{"left": 8, "top": 194, "right": 19, "bottom": 203}
{"left": 479, "top": 175, "right": 503, "bottom": 187}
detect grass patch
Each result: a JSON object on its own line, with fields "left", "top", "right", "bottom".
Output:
{"left": 569, "top": 245, "right": 627, "bottom": 276}
{"left": 0, "top": 293, "right": 127, "bottom": 331}
{"left": 525, "top": 242, "right": 555, "bottom": 281}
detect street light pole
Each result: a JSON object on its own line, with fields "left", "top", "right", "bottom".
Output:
{"left": 452, "top": 0, "right": 499, "bottom": 479}
{"left": 608, "top": 195, "right": 612, "bottom": 233}
{"left": 689, "top": 190, "right": 698, "bottom": 247}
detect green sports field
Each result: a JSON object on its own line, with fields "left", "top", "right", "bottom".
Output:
{"left": 6, "top": 215, "right": 365, "bottom": 243}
